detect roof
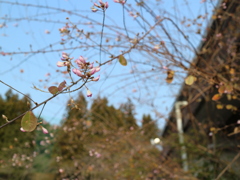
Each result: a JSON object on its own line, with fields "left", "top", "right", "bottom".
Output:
{"left": 162, "top": 0, "right": 240, "bottom": 136}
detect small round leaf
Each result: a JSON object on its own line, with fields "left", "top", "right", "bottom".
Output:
{"left": 48, "top": 86, "right": 59, "bottom": 94}
{"left": 212, "top": 94, "right": 221, "bottom": 101}
{"left": 185, "top": 75, "right": 197, "bottom": 85}
{"left": 118, "top": 55, "right": 127, "bottom": 66}
{"left": 58, "top": 81, "right": 66, "bottom": 91}
{"left": 166, "top": 70, "right": 174, "bottom": 84}
{"left": 21, "top": 111, "right": 37, "bottom": 132}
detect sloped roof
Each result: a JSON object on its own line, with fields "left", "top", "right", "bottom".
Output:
{"left": 162, "top": 0, "right": 240, "bottom": 136}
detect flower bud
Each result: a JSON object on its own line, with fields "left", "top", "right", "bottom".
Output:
{"left": 87, "top": 90, "right": 92, "bottom": 97}
{"left": 40, "top": 126, "right": 49, "bottom": 134}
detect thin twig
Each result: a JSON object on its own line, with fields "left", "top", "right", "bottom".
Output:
{"left": 0, "top": 78, "right": 88, "bottom": 129}
{"left": 0, "top": 80, "right": 36, "bottom": 104}
{"left": 38, "top": 102, "right": 47, "bottom": 120}
{"left": 99, "top": 10, "right": 106, "bottom": 64}
{"left": 215, "top": 152, "right": 240, "bottom": 180}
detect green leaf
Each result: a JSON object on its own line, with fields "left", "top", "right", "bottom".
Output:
{"left": 118, "top": 55, "right": 127, "bottom": 66}
{"left": 58, "top": 81, "right": 66, "bottom": 91}
{"left": 21, "top": 111, "right": 37, "bottom": 132}
{"left": 48, "top": 86, "right": 59, "bottom": 94}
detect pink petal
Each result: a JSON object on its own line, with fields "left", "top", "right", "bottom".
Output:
{"left": 79, "top": 56, "right": 86, "bottom": 63}
{"left": 89, "top": 62, "right": 94, "bottom": 69}
{"left": 90, "top": 68, "right": 96, "bottom": 75}
{"left": 105, "top": 2, "right": 109, "bottom": 9}
{"left": 57, "top": 61, "right": 65, "bottom": 67}
{"left": 92, "top": 8, "right": 98, "bottom": 12}
{"left": 62, "top": 52, "right": 69, "bottom": 59}
{"left": 41, "top": 126, "right": 49, "bottom": 134}
{"left": 95, "top": 66, "right": 101, "bottom": 72}
{"left": 72, "top": 68, "right": 84, "bottom": 77}
{"left": 20, "top": 127, "right": 26, "bottom": 132}
{"left": 87, "top": 90, "right": 92, "bottom": 97}
{"left": 92, "top": 75, "right": 100, "bottom": 81}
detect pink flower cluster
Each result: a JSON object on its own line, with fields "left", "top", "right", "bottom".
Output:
{"left": 57, "top": 52, "right": 100, "bottom": 97}
{"left": 92, "top": 0, "right": 109, "bottom": 12}
{"left": 59, "top": 24, "right": 70, "bottom": 36}
{"left": 72, "top": 56, "right": 100, "bottom": 81}
{"left": 114, "top": 0, "right": 126, "bottom": 4}
{"left": 57, "top": 52, "right": 73, "bottom": 67}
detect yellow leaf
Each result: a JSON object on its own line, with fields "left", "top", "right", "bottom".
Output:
{"left": 226, "top": 104, "right": 232, "bottom": 110}
{"left": 185, "top": 75, "right": 197, "bottom": 85}
{"left": 227, "top": 94, "right": 232, "bottom": 101}
{"left": 228, "top": 127, "right": 240, "bottom": 136}
{"left": 225, "top": 84, "right": 233, "bottom": 93}
{"left": 166, "top": 70, "right": 174, "bottom": 83}
{"left": 218, "top": 86, "right": 225, "bottom": 94}
{"left": 212, "top": 94, "right": 221, "bottom": 101}
{"left": 216, "top": 104, "right": 224, "bottom": 109}
{"left": 210, "top": 127, "right": 219, "bottom": 134}
{"left": 118, "top": 55, "right": 127, "bottom": 66}
{"left": 212, "top": 15, "right": 217, "bottom": 20}
{"left": 230, "top": 68, "right": 235, "bottom": 75}
{"left": 232, "top": 106, "right": 238, "bottom": 111}
{"left": 232, "top": 95, "right": 237, "bottom": 99}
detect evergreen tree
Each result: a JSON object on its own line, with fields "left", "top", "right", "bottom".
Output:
{"left": 90, "top": 97, "right": 124, "bottom": 132}
{"left": 53, "top": 95, "right": 162, "bottom": 179}
{"left": 0, "top": 90, "right": 35, "bottom": 179}
{"left": 53, "top": 93, "right": 89, "bottom": 179}
{"left": 142, "top": 114, "right": 159, "bottom": 139}
{"left": 119, "top": 98, "right": 138, "bottom": 129}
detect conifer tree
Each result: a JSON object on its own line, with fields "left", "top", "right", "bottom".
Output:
{"left": 142, "top": 114, "right": 159, "bottom": 140}
{"left": 119, "top": 99, "right": 138, "bottom": 129}
{"left": 53, "top": 93, "right": 89, "bottom": 179}
{"left": 0, "top": 90, "right": 35, "bottom": 179}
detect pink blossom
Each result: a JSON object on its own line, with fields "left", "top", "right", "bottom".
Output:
{"left": 105, "top": 2, "right": 109, "bottom": 9}
{"left": 79, "top": 56, "right": 86, "bottom": 63}
{"left": 59, "top": 27, "right": 70, "bottom": 35}
{"left": 61, "top": 52, "right": 73, "bottom": 61}
{"left": 72, "top": 68, "right": 84, "bottom": 77}
{"left": 93, "top": 0, "right": 109, "bottom": 11}
{"left": 75, "top": 60, "right": 82, "bottom": 66}
{"left": 89, "top": 68, "right": 96, "bottom": 75}
{"left": 57, "top": 61, "right": 69, "bottom": 67}
{"left": 95, "top": 66, "right": 101, "bottom": 72}
{"left": 99, "top": 0, "right": 104, "bottom": 5}
{"left": 94, "top": 152, "right": 101, "bottom": 158}
{"left": 87, "top": 89, "right": 92, "bottom": 97}
{"left": 40, "top": 126, "right": 49, "bottom": 134}
{"left": 92, "top": 8, "right": 98, "bottom": 12}
{"left": 163, "top": 66, "right": 168, "bottom": 70}
{"left": 62, "top": 52, "right": 69, "bottom": 59}
{"left": 114, "top": 0, "right": 126, "bottom": 4}
{"left": 20, "top": 127, "right": 26, "bottom": 132}
{"left": 89, "top": 62, "right": 94, "bottom": 69}
{"left": 92, "top": 75, "right": 100, "bottom": 81}
{"left": 75, "top": 56, "right": 87, "bottom": 67}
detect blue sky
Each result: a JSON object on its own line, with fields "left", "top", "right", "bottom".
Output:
{"left": 0, "top": 0, "right": 216, "bottom": 128}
